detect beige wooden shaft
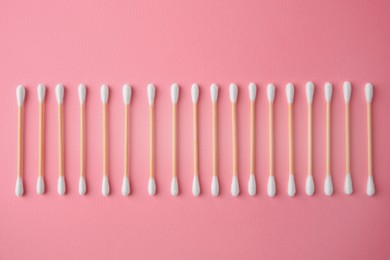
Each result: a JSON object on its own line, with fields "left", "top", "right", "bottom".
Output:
{"left": 367, "top": 104, "right": 372, "bottom": 176}
{"left": 103, "top": 103, "right": 108, "bottom": 177}
{"left": 193, "top": 104, "right": 198, "bottom": 176}
{"left": 38, "top": 103, "right": 44, "bottom": 177}
{"left": 149, "top": 105, "right": 154, "bottom": 178}
{"left": 269, "top": 103, "right": 274, "bottom": 176}
{"left": 308, "top": 105, "right": 312, "bottom": 176}
{"left": 345, "top": 104, "right": 350, "bottom": 174}
{"left": 124, "top": 105, "right": 129, "bottom": 177}
{"left": 288, "top": 104, "right": 294, "bottom": 175}
{"left": 58, "top": 104, "right": 64, "bottom": 177}
{"left": 172, "top": 104, "right": 177, "bottom": 178}
{"left": 80, "top": 104, "right": 85, "bottom": 177}
{"left": 250, "top": 102, "right": 255, "bottom": 175}
{"left": 212, "top": 103, "right": 217, "bottom": 177}
{"left": 232, "top": 103, "right": 237, "bottom": 177}
{"left": 326, "top": 103, "right": 330, "bottom": 176}
{"left": 17, "top": 107, "right": 23, "bottom": 178}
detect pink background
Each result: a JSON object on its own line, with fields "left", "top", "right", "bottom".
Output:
{"left": 1, "top": 1, "right": 390, "bottom": 259}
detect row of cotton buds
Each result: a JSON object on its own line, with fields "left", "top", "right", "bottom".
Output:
{"left": 15, "top": 81, "right": 375, "bottom": 197}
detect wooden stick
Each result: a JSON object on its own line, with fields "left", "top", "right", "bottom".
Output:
{"left": 172, "top": 104, "right": 177, "bottom": 178}
{"left": 149, "top": 105, "right": 154, "bottom": 178}
{"left": 232, "top": 103, "right": 237, "bottom": 177}
{"left": 124, "top": 103, "right": 129, "bottom": 177}
{"left": 58, "top": 104, "right": 64, "bottom": 177}
{"left": 269, "top": 102, "right": 274, "bottom": 176}
{"left": 38, "top": 103, "right": 44, "bottom": 178}
{"left": 288, "top": 104, "right": 294, "bottom": 175}
{"left": 345, "top": 104, "right": 350, "bottom": 174}
{"left": 193, "top": 103, "right": 198, "bottom": 176}
{"left": 326, "top": 102, "right": 330, "bottom": 176}
{"left": 250, "top": 102, "right": 255, "bottom": 176}
{"left": 367, "top": 103, "right": 372, "bottom": 177}
{"left": 80, "top": 103, "right": 85, "bottom": 177}
{"left": 103, "top": 103, "right": 108, "bottom": 177}
{"left": 308, "top": 104, "right": 312, "bottom": 176}
{"left": 212, "top": 102, "right": 217, "bottom": 177}
{"left": 17, "top": 107, "right": 23, "bottom": 178}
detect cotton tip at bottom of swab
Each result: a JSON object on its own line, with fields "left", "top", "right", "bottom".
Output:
{"left": 79, "top": 176, "right": 86, "bottom": 195}
{"left": 192, "top": 175, "right": 200, "bottom": 197}
{"left": 171, "top": 176, "right": 178, "bottom": 196}
{"left": 248, "top": 175, "right": 256, "bottom": 196}
{"left": 231, "top": 175, "right": 239, "bottom": 197}
{"left": 102, "top": 176, "right": 110, "bottom": 196}
{"left": 306, "top": 175, "right": 314, "bottom": 196}
{"left": 121, "top": 176, "right": 130, "bottom": 196}
{"left": 58, "top": 176, "right": 65, "bottom": 196}
{"left": 367, "top": 175, "right": 375, "bottom": 196}
{"left": 15, "top": 177, "right": 24, "bottom": 197}
{"left": 324, "top": 175, "right": 333, "bottom": 196}
{"left": 288, "top": 174, "right": 296, "bottom": 197}
{"left": 211, "top": 176, "right": 219, "bottom": 196}
{"left": 148, "top": 177, "right": 156, "bottom": 196}
{"left": 344, "top": 173, "right": 353, "bottom": 195}
{"left": 36, "top": 176, "right": 45, "bottom": 195}
{"left": 267, "top": 175, "right": 276, "bottom": 197}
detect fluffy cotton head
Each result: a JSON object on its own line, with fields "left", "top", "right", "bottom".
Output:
{"left": 55, "top": 84, "right": 64, "bottom": 104}
{"left": 365, "top": 83, "right": 373, "bottom": 103}
{"left": 101, "top": 84, "right": 109, "bottom": 104}
{"left": 288, "top": 174, "right": 296, "bottom": 197}
{"left": 79, "top": 176, "right": 86, "bottom": 195}
{"left": 192, "top": 175, "right": 200, "bottom": 196}
{"left": 36, "top": 176, "right": 45, "bottom": 195}
{"left": 211, "top": 175, "right": 219, "bottom": 196}
{"left": 231, "top": 175, "right": 239, "bottom": 197}
{"left": 343, "top": 81, "right": 351, "bottom": 104}
{"left": 171, "top": 83, "right": 179, "bottom": 104}
{"left": 148, "top": 177, "right": 156, "bottom": 196}
{"left": 267, "top": 175, "right": 276, "bottom": 197}
{"left": 121, "top": 176, "right": 130, "bottom": 196}
{"left": 171, "top": 176, "right": 179, "bottom": 196}
{"left": 15, "top": 176, "right": 24, "bottom": 196}
{"left": 229, "top": 83, "right": 238, "bottom": 103}
{"left": 344, "top": 173, "right": 353, "bottom": 195}
{"left": 286, "top": 83, "right": 294, "bottom": 104}
{"left": 248, "top": 175, "right": 256, "bottom": 196}
{"left": 367, "top": 175, "right": 375, "bottom": 196}
{"left": 102, "top": 175, "right": 110, "bottom": 196}
{"left": 57, "top": 175, "right": 65, "bottom": 196}
{"left": 78, "top": 84, "right": 86, "bottom": 104}
{"left": 324, "top": 82, "right": 332, "bottom": 103}
{"left": 324, "top": 175, "right": 333, "bottom": 196}
{"left": 267, "top": 83, "right": 275, "bottom": 103}
{"left": 191, "top": 83, "right": 199, "bottom": 104}
{"left": 306, "top": 82, "right": 314, "bottom": 104}
{"left": 37, "top": 84, "right": 46, "bottom": 103}
{"left": 16, "top": 85, "right": 26, "bottom": 107}
{"left": 248, "top": 82, "right": 257, "bottom": 102}
{"left": 210, "top": 83, "right": 218, "bottom": 103}
{"left": 123, "top": 84, "right": 132, "bottom": 105}
{"left": 147, "top": 83, "right": 155, "bottom": 105}
{"left": 306, "top": 175, "right": 314, "bottom": 196}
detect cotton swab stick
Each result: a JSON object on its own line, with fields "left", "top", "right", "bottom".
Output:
{"left": 230, "top": 83, "right": 239, "bottom": 197}
{"left": 210, "top": 83, "right": 219, "bottom": 196}
{"left": 248, "top": 82, "right": 256, "bottom": 196}
{"left": 343, "top": 81, "right": 353, "bottom": 195}
{"left": 267, "top": 84, "right": 276, "bottom": 197}
{"left": 122, "top": 84, "right": 132, "bottom": 196}
{"left": 36, "top": 84, "right": 46, "bottom": 195}
{"left": 286, "top": 83, "right": 296, "bottom": 197}
{"left": 16, "top": 85, "right": 25, "bottom": 197}
{"left": 305, "top": 82, "right": 315, "bottom": 196}
{"left": 171, "top": 83, "right": 179, "bottom": 196}
{"left": 56, "top": 84, "right": 65, "bottom": 196}
{"left": 324, "top": 82, "right": 333, "bottom": 196}
{"left": 78, "top": 84, "right": 87, "bottom": 195}
{"left": 365, "top": 83, "right": 375, "bottom": 196}
{"left": 147, "top": 84, "right": 156, "bottom": 196}
{"left": 191, "top": 83, "right": 200, "bottom": 197}
{"left": 101, "top": 84, "right": 110, "bottom": 196}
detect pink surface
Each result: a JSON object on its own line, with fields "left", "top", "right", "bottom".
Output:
{"left": 1, "top": 0, "right": 390, "bottom": 259}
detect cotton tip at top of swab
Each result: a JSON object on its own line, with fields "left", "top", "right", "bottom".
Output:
{"left": 344, "top": 174, "right": 352, "bottom": 195}
{"left": 211, "top": 176, "right": 219, "bottom": 197}
{"left": 306, "top": 82, "right": 314, "bottom": 104}
{"left": 365, "top": 83, "right": 373, "bottom": 103}
{"left": 343, "top": 81, "right": 351, "bottom": 103}
{"left": 36, "top": 176, "right": 44, "bottom": 195}
{"left": 148, "top": 177, "right": 156, "bottom": 195}
{"left": 15, "top": 177, "right": 23, "bottom": 196}
{"left": 171, "top": 177, "right": 178, "bottom": 196}
{"left": 101, "top": 84, "right": 109, "bottom": 104}
{"left": 192, "top": 176, "right": 200, "bottom": 197}
{"left": 55, "top": 84, "right": 64, "bottom": 104}
{"left": 324, "top": 82, "right": 332, "bottom": 102}
{"left": 123, "top": 84, "right": 132, "bottom": 105}
{"left": 79, "top": 176, "right": 86, "bottom": 195}
{"left": 324, "top": 175, "right": 333, "bottom": 196}
{"left": 248, "top": 175, "right": 256, "bottom": 196}
{"left": 286, "top": 83, "right": 294, "bottom": 104}
{"left": 171, "top": 83, "right": 179, "bottom": 104}
{"left": 147, "top": 83, "right": 155, "bottom": 105}
{"left": 248, "top": 82, "right": 256, "bottom": 102}
{"left": 267, "top": 176, "right": 276, "bottom": 197}
{"left": 267, "top": 83, "right": 275, "bottom": 103}
{"left": 191, "top": 83, "right": 199, "bottom": 104}
{"left": 78, "top": 84, "right": 86, "bottom": 104}
{"left": 367, "top": 175, "right": 375, "bottom": 196}
{"left": 210, "top": 83, "right": 218, "bottom": 103}
{"left": 58, "top": 176, "right": 65, "bottom": 196}
{"left": 102, "top": 176, "right": 110, "bottom": 197}
{"left": 306, "top": 175, "right": 314, "bottom": 196}
{"left": 37, "top": 84, "right": 46, "bottom": 103}
{"left": 16, "top": 85, "right": 26, "bottom": 107}
{"left": 122, "top": 176, "right": 130, "bottom": 196}
{"left": 229, "top": 83, "right": 238, "bottom": 103}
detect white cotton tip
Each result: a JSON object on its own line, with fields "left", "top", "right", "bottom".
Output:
{"left": 101, "top": 84, "right": 109, "bottom": 104}
{"left": 78, "top": 84, "right": 86, "bottom": 104}
{"left": 231, "top": 175, "right": 239, "bottom": 197}
{"left": 267, "top": 175, "right": 276, "bottom": 197}
{"left": 267, "top": 83, "right": 275, "bottom": 103}
{"left": 248, "top": 174, "right": 256, "bottom": 196}
{"left": 171, "top": 176, "right": 179, "bottom": 196}
{"left": 229, "top": 83, "right": 238, "bottom": 103}
{"left": 123, "top": 84, "right": 132, "bottom": 105}
{"left": 58, "top": 176, "right": 65, "bottom": 196}
{"left": 324, "top": 82, "right": 332, "bottom": 103}
{"left": 36, "top": 176, "right": 45, "bottom": 195}
{"left": 148, "top": 177, "right": 156, "bottom": 196}
{"left": 55, "top": 84, "right": 64, "bottom": 104}
{"left": 305, "top": 175, "right": 314, "bottom": 196}
{"left": 16, "top": 85, "right": 26, "bottom": 107}
{"left": 306, "top": 81, "right": 314, "bottom": 104}
{"left": 211, "top": 176, "right": 219, "bottom": 196}
{"left": 79, "top": 176, "right": 86, "bottom": 195}
{"left": 121, "top": 176, "right": 130, "bottom": 196}
{"left": 248, "top": 82, "right": 257, "bottom": 102}
{"left": 102, "top": 175, "right": 110, "bottom": 196}
{"left": 171, "top": 83, "right": 179, "bottom": 104}
{"left": 37, "top": 84, "right": 46, "bottom": 103}
{"left": 191, "top": 83, "right": 199, "bottom": 104}
{"left": 286, "top": 83, "right": 294, "bottom": 104}
{"left": 288, "top": 174, "right": 296, "bottom": 197}
{"left": 192, "top": 175, "right": 200, "bottom": 197}
{"left": 344, "top": 173, "right": 353, "bottom": 195}
{"left": 147, "top": 83, "right": 155, "bottom": 105}
{"left": 210, "top": 83, "right": 218, "bottom": 103}
{"left": 15, "top": 177, "right": 24, "bottom": 197}
{"left": 367, "top": 175, "right": 375, "bottom": 196}
{"left": 324, "top": 175, "right": 333, "bottom": 196}
{"left": 365, "top": 83, "right": 373, "bottom": 103}
{"left": 343, "top": 81, "right": 351, "bottom": 104}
